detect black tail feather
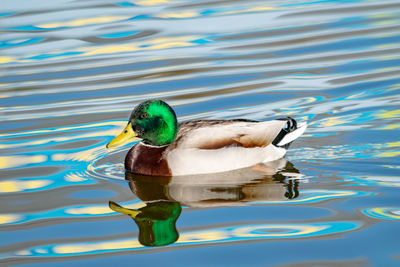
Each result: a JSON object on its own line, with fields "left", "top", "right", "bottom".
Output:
{"left": 272, "top": 117, "right": 298, "bottom": 148}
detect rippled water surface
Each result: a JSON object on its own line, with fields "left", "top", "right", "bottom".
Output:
{"left": 1, "top": 0, "right": 400, "bottom": 266}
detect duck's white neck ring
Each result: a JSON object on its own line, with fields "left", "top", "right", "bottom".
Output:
{"left": 140, "top": 142, "right": 169, "bottom": 149}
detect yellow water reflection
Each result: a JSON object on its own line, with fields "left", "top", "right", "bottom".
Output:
{"left": 37, "top": 16, "right": 130, "bottom": 29}
{"left": 64, "top": 173, "right": 87, "bottom": 182}
{"left": 137, "top": 0, "right": 176, "bottom": 6}
{"left": 52, "top": 146, "right": 106, "bottom": 162}
{"left": 377, "top": 109, "right": 400, "bottom": 119}
{"left": 0, "top": 56, "right": 15, "bottom": 64}
{"left": 0, "top": 179, "right": 52, "bottom": 193}
{"left": 159, "top": 11, "right": 198, "bottom": 19}
{"left": 65, "top": 206, "right": 117, "bottom": 216}
{"left": 0, "top": 214, "right": 22, "bottom": 224}
{"left": 53, "top": 240, "right": 142, "bottom": 254}
{"left": 178, "top": 230, "right": 228, "bottom": 243}
{"left": 0, "top": 121, "right": 125, "bottom": 138}
{"left": 380, "top": 124, "right": 400, "bottom": 130}
{"left": 377, "top": 151, "right": 400, "bottom": 158}
{"left": 0, "top": 155, "right": 47, "bottom": 170}
{"left": 2, "top": 129, "right": 119, "bottom": 149}
{"left": 386, "top": 141, "right": 400, "bottom": 147}
{"left": 317, "top": 114, "right": 357, "bottom": 127}
{"left": 222, "top": 6, "right": 277, "bottom": 16}
{"left": 83, "top": 36, "right": 198, "bottom": 56}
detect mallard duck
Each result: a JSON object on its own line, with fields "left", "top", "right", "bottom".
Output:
{"left": 107, "top": 99, "right": 307, "bottom": 176}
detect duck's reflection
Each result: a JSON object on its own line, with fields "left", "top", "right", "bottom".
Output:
{"left": 109, "top": 159, "right": 302, "bottom": 247}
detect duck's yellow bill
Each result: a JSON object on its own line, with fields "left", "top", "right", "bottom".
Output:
{"left": 109, "top": 201, "right": 141, "bottom": 218}
{"left": 106, "top": 122, "right": 142, "bottom": 148}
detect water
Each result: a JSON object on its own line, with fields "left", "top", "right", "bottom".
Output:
{"left": 1, "top": 0, "right": 400, "bottom": 266}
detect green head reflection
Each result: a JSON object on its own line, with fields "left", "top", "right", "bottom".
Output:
{"left": 109, "top": 200, "right": 181, "bottom": 247}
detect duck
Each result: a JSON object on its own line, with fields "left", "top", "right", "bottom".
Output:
{"left": 106, "top": 99, "right": 307, "bottom": 176}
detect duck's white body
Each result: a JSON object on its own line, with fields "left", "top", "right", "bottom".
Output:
{"left": 166, "top": 145, "right": 285, "bottom": 176}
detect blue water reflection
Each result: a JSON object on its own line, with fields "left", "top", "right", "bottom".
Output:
{"left": 1, "top": 0, "right": 400, "bottom": 265}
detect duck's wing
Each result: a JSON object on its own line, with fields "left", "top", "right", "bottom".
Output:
{"left": 171, "top": 119, "right": 297, "bottom": 150}
{"left": 166, "top": 118, "right": 307, "bottom": 176}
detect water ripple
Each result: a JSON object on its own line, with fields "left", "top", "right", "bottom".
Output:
{"left": 362, "top": 207, "right": 400, "bottom": 220}
{"left": 1, "top": 0, "right": 400, "bottom": 265}
{"left": 4, "top": 221, "right": 361, "bottom": 260}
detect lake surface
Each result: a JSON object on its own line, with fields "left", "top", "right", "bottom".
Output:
{"left": 1, "top": 0, "right": 400, "bottom": 266}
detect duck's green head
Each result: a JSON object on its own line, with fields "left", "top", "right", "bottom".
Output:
{"left": 107, "top": 100, "right": 178, "bottom": 148}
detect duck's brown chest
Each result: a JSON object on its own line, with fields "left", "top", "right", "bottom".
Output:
{"left": 125, "top": 143, "right": 172, "bottom": 176}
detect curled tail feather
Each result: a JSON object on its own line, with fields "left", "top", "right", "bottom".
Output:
{"left": 272, "top": 117, "right": 307, "bottom": 148}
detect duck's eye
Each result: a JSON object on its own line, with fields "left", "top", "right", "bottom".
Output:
{"left": 140, "top": 112, "right": 149, "bottom": 119}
